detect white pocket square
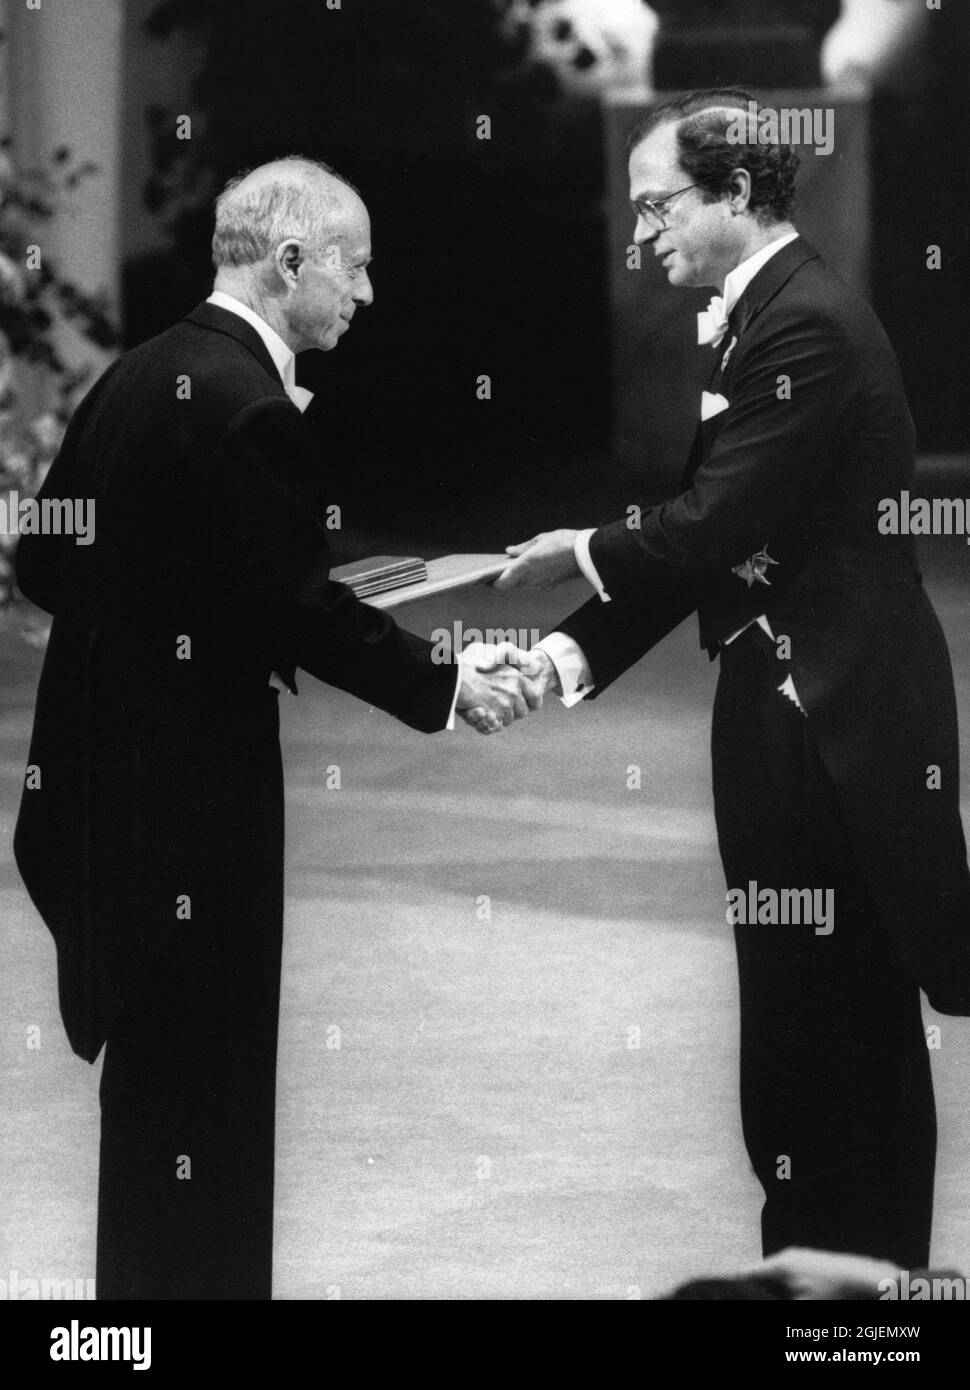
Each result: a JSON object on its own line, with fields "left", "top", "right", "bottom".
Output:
{"left": 701, "top": 391, "right": 729, "bottom": 422}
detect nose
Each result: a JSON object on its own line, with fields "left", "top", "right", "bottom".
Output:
{"left": 633, "top": 213, "right": 658, "bottom": 246}
{"left": 354, "top": 269, "right": 374, "bottom": 308}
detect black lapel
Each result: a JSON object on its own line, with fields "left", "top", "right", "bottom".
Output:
{"left": 681, "top": 423, "right": 704, "bottom": 489}
{"left": 687, "top": 237, "right": 821, "bottom": 484}
{"left": 185, "top": 301, "right": 287, "bottom": 394}
{"left": 708, "top": 235, "right": 820, "bottom": 388}
{"left": 727, "top": 234, "right": 820, "bottom": 343}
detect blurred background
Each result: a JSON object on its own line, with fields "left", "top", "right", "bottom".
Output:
{"left": 2, "top": 0, "right": 968, "bottom": 564}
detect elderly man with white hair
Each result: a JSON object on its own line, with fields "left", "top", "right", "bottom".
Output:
{"left": 14, "top": 156, "right": 539, "bottom": 1300}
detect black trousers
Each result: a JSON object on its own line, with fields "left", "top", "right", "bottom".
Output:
{"left": 96, "top": 723, "right": 285, "bottom": 1300}
{"left": 712, "top": 625, "right": 936, "bottom": 1268}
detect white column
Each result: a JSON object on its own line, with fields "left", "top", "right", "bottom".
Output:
{"left": 5, "top": 0, "right": 124, "bottom": 403}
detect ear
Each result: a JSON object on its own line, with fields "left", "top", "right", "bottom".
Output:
{"left": 728, "top": 168, "right": 752, "bottom": 214}
{"left": 275, "top": 239, "right": 304, "bottom": 287}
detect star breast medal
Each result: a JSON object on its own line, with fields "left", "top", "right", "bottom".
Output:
{"left": 732, "top": 544, "right": 778, "bottom": 588}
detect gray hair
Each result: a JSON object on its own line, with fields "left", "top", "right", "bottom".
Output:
{"left": 211, "top": 155, "right": 359, "bottom": 269}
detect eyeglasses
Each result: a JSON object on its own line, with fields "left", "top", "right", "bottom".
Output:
{"left": 630, "top": 184, "right": 700, "bottom": 231}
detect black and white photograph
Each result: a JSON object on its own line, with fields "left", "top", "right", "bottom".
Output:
{"left": 1, "top": 0, "right": 968, "bottom": 1354}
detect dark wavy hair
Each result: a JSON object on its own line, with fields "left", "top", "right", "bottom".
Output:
{"left": 627, "top": 88, "right": 800, "bottom": 223}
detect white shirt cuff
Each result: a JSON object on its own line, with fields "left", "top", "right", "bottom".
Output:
{"left": 574, "top": 529, "right": 610, "bottom": 602}
{"left": 536, "top": 632, "right": 594, "bottom": 708}
{"left": 445, "top": 663, "right": 463, "bottom": 731}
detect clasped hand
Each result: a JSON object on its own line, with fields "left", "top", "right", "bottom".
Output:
{"left": 456, "top": 641, "right": 557, "bottom": 736}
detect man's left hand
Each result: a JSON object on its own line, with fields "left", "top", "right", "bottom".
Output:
{"left": 493, "top": 530, "right": 580, "bottom": 591}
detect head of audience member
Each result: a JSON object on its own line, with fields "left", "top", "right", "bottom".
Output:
{"left": 627, "top": 87, "right": 800, "bottom": 292}
{"left": 211, "top": 155, "right": 373, "bottom": 353}
{"left": 662, "top": 1272, "right": 789, "bottom": 1300}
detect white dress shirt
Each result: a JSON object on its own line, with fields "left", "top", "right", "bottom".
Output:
{"left": 207, "top": 291, "right": 463, "bottom": 725}
{"left": 206, "top": 290, "right": 315, "bottom": 411}
{"left": 538, "top": 231, "right": 805, "bottom": 712}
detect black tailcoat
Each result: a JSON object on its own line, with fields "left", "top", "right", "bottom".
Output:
{"left": 14, "top": 303, "right": 457, "bottom": 1063}
{"left": 555, "top": 238, "right": 970, "bottom": 1014}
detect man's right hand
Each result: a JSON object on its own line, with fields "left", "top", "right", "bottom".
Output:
{"left": 520, "top": 648, "right": 562, "bottom": 699}
{"left": 457, "top": 641, "right": 544, "bottom": 735}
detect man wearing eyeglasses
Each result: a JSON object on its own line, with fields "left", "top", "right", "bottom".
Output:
{"left": 495, "top": 87, "right": 970, "bottom": 1268}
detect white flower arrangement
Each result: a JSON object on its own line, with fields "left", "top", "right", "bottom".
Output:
{"left": 501, "top": 0, "right": 658, "bottom": 96}
{"left": 0, "top": 144, "right": 115, "bottom": 620}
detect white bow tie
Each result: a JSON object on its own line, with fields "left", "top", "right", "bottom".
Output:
{"left": 697, "top": 294, "right": 731, "bottom": 348}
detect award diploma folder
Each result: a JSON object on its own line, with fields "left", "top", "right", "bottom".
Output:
{"left": 329, "top": 554, "right": 509, "bottom": 609}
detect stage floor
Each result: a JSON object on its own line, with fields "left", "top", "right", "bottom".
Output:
{"left": 2, "top": 518, "right": 969, "bottom": 1299}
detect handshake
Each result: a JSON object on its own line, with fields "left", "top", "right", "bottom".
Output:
{"left": 456, "top": 641, "right": 560, "bottom": 736}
